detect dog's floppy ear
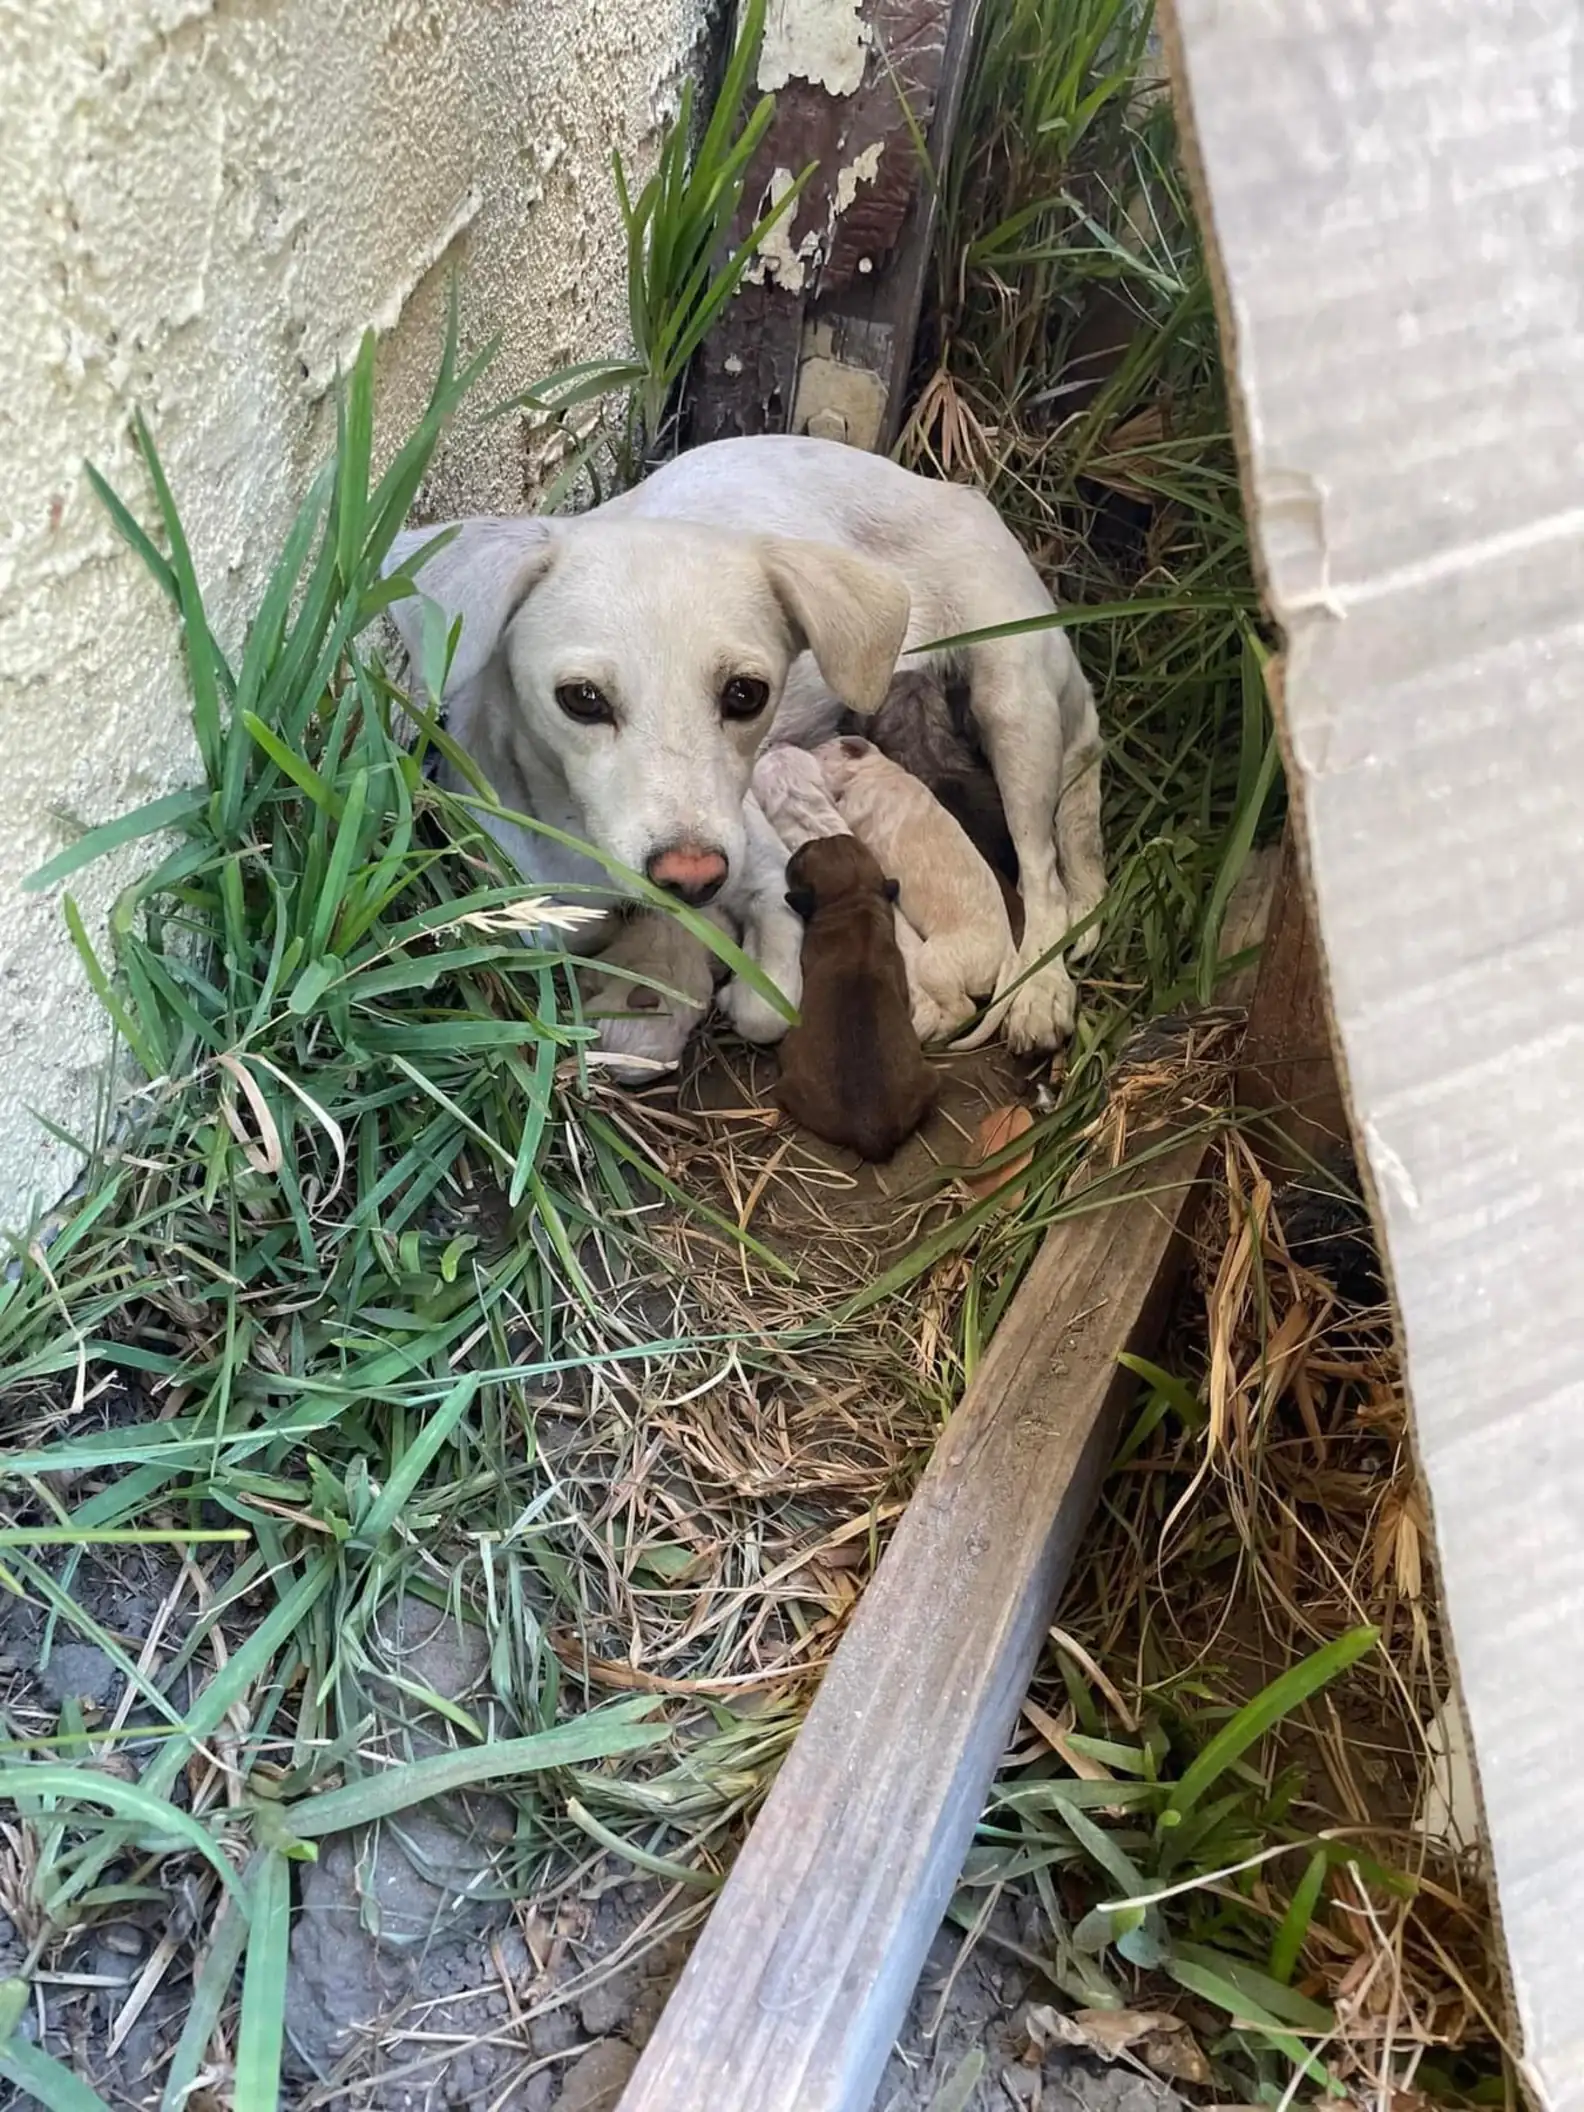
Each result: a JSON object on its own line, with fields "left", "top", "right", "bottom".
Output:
{"left": 785, "top": 885, "right": 817, "bottom": 922}
{"left": 757, "top": 536, "right": 910, "bottom": 716}
{"left": 383, "top": 518, "right": 558, "bottom": 698}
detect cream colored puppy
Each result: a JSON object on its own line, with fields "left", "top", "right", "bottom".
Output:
{"left": 816, "top": 736, "right": 1016, "bottom": 1045}
{"left": 750, "top": 745, "right": 936, "bottom": 1036}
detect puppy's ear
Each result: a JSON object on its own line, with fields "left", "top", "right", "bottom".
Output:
{"left": 758, "top": 536, "right": 910, "bottom": 716}
{"left": 785, "top": 885, "right": 817, "bottom": 922}
{"left": 382, "top": 519, "right": 558, "bottom": 698}
{"left": 883, "top": 877, "right": 901, "bottom": 904}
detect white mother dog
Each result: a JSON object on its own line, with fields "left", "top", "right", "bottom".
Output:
{"left": 387, "top": 435, "right": 1105, "bottom": 1057}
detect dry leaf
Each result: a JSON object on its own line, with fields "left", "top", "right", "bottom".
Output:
{"left": 1420, "top": 1688, "right": 1481, "bottom": 1859}
{"left": 216, "top": 1050, "right": 283, "bottom": 1174}
{"left": 965, "top": 1104, "right": 1034, "bottom": 1206}
{"left": 1026, "top": 2004, "right": 1212, "bottom": 2085}
{"left": 1021, "top": 1697, "right": 1112, "bottom": 1781}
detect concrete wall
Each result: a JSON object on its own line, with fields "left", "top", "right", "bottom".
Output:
{"left": 0, "top": 0, "right": 710, "bottom": 1232}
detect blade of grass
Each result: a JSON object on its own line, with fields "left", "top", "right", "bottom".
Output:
{"left": 1165, "top": 1628, "right": 1380, "bottom": 1822}
{"left": 233, "top": 1851, "right": 291, "bottom": 2112}
{"left": 1164, "top": 1955, "right": 1342, "bottom": 2094}
{"left": 282, "top": 1704, "right": 669, "bottom": 1836}
{"left": 0, "top": 1769, "right": 247, "bottom": 1906}
{"left": 131, "top": 412, "right": 230, "bottom": 778}
{"left": 0, "top": 2023, "right": 115, "bottom": 2112}
{"left": 159, "top": 1883, "right": 250, "bottom": 2112}
{"left": 1269, "top": 1846, "right": 1327, "bottom": 1985}
{"left": 353, "top": 1373, "right": 478, "bottom": 1547}
{"left": 24, "top": 791, "right": 210, "bottom": 895}
{"left": 335, "top": 332, "right": 377, "bottom": 587}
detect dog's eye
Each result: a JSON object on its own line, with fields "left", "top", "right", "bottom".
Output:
{"left": 720, "top": 675, "right": 770, "bottom": 721}
{"left": 555, "top": 681, "right": 614, "bottom": 725}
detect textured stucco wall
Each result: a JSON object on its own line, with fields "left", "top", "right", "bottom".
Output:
{"left": 0, "top": 0, "right": 710, "bottom": 1232}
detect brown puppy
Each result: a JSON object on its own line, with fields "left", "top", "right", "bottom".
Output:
{"left": 848, "top": 669, "right": 1024, "bottom": 941}
{"left": 775, "top": 835, "right": 938, "bottom": 1162}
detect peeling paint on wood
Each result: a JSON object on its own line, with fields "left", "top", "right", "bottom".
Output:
{"left": 686, "top": 0, "right": 977, "bottom": 450}
{"left": 759, "top": 0, "right": 870, "bottom": 96}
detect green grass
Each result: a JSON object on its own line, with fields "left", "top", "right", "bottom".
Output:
{"left": 0, "top": 299, "right": 796, "bottom": 2110}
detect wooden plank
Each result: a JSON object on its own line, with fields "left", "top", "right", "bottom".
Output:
{"left": 1214, "top": 840, "right": 1281, "bottom": 1010}
{"left": 818, "top": 0, "right": 986, "bottom": 453}
{"left": 1161, "top": 3, "right": 1584, "bottom": 2100}
{"left": 685, "top": 0, "right": 979, "bottom": 452}
{"left": 618, "top": 1123, "right": 1208, "bottom": 2112}
{"left": 1236, "top": 823, "right": 1348, "bottom": 1169}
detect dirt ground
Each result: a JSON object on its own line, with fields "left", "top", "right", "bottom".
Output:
{"left": 0, "top": 1570, "right": 1178, "bottom": 2112}
{"left": 673, "top": 1029, "right": 1049, "bottom": 1260}
{"left": 1, "top": 1051, "right": 1467, "bottom": 2108}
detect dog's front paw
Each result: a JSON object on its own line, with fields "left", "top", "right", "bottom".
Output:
{"left": 578, "top": 972, "right": 706, "bottom": 1079}
{"left": 1003, "top": 953, "right": 1078, "bottom": 1052}
{"left": 719, "top": 973, "right": 796, "bottom": 1045}
{"left": 720, "top": 891, "right": 803, "bottom": 1044}
{"left": 576, "top": 912, "right": 715, "bottom": 1079}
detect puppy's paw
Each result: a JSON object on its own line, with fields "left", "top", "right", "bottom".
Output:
{"left": 577, "top": 974, "right": 705, "bottom": 1078}
{"left": 910, "top": 988, "right": 955, "bottom": 1045}
{"left": 1003, "top": 956, "right": 1078, "bottom": 1052}
{"left": 576, "top": 912, "right": 715, "bottom": 1078}
{"left": 913, "top": 985, "right": 976, "bottom": 1046}
{"left": 722, "top": 892, "right": 804, "bottom": 1044}
{"left": 719, "top": 973, "right": 795, "bottom": 1045}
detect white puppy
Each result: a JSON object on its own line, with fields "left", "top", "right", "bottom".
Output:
{"left": 751, "top": 744, "right": 935, "bottom": 1038}
{"left": 816, "top": 737, "right": 1016, "bottom": 1046}
{"left": 386, "top": 434, "right": 1104, "bottom": 1063}
{"left": 750, "top": 743, "right": 848, "bottom": 851}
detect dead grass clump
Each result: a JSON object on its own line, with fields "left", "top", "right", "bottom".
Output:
{"left": 970, "top": 1127, "right": 1509, "bottom": 2105}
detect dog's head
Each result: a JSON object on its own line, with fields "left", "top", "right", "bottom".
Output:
{"left": 387, "top": 517, "right": 909, "bottom": 907}
{"left": 784, "top": 832, "right": 899, "bottom": 921}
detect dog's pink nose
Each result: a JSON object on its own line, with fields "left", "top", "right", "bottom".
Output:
{"left": 646, "top": 843, "right": 728, "bottom": 905}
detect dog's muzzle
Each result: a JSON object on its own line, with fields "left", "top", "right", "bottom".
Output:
{"left": 646, "top": 844, "right": 728, "bottom": 906}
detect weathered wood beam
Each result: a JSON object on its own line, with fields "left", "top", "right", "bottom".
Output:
{"left": 618, "top": 1117, "right": 1210, "bottom": 2112}
{"left": 686, "top": 0, "right": 982, "bottom": 453}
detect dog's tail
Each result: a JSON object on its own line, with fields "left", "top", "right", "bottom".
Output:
{"left": 945, "top": 953, "right": 1021, "bottom": 1052}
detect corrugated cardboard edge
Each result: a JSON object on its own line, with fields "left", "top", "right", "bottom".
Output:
{"left": 1158, "top": 4, "right": 1573, "bottom": 2105}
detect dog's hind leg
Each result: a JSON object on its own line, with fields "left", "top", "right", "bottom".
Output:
{"left": 964, "top": 639, "right": 1078, "bottom": 1050}
{"left": 1054, "top": 657, "right": 1107, "bottom": 961}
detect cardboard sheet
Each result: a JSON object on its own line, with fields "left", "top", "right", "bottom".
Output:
{"left": 1161, "top": 5, "right": 1584, "bottom": 2104}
